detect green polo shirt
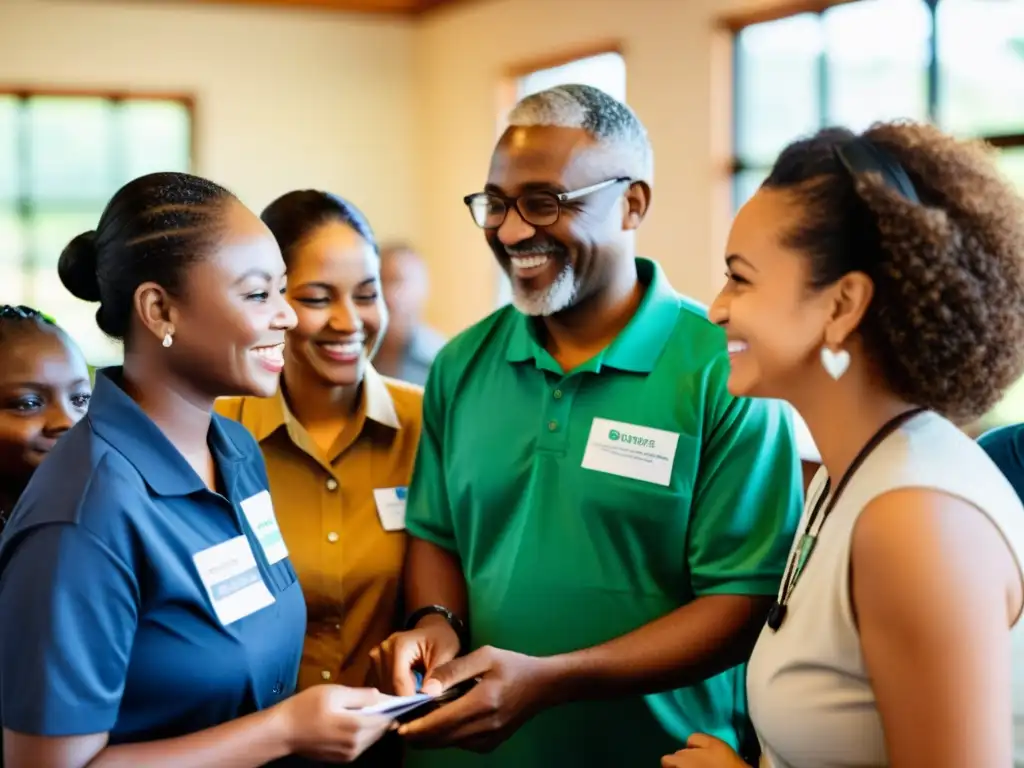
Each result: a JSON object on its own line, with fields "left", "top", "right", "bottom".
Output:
{"left": 405, "top": 258, "right": 802, "bottom": 768}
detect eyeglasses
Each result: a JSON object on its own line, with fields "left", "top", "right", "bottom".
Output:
{"left": 463, "top": 177, "right": 632, "bottom": 230}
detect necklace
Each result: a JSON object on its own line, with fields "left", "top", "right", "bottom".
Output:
{"left": 766, "top": 406, "right": 927, "bottom": 632}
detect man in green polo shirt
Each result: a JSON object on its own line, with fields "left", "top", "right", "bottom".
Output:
{"left": 370, "top": 84, "right": 802, "bottom": 767}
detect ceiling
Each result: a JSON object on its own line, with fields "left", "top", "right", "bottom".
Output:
{"left": 172, "top": 0, "right": 474, "bottom": 14}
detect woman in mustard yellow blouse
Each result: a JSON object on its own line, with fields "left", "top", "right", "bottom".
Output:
{"left": 216, "top": 190, "right": 423, "bottom": 765}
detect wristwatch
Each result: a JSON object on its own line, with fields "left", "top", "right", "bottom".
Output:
{"left": 405, "top": 604, "right": 469, "bottom": 654}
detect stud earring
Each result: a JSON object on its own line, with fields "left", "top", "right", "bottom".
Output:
{"left": 820, "top": 345, "right": 850, "bottom": 380}
{"left": 162, "top": 331, "right": 174, "bottom": 348}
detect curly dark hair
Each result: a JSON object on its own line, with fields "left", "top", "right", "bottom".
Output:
{"left": 764, "top": 121, "right": 1024, "bottom": 423}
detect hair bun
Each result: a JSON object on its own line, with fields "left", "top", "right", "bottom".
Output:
{"left": 58, "top": 230, "right": 102, "bottom": 302}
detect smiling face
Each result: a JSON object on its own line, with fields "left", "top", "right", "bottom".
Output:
{"left": 485, "top": 125, "right": 638, "bottom": 317}
{"left": 285, "top": 221, "right": 385, "bottom": 388}
{"left": 168, "top": 200, "right": 297, "bottom": 399}
{"left": 0, "top": 326, "right": 91, "bottom": 488}
{"left": 709, "top": 187, "right": 838, "bottom": 400}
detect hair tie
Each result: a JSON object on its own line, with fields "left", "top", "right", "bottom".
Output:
{"left": 835, "top": 136, "right": 920, "bottom": 204}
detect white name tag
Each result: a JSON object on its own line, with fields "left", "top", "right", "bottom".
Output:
{"left": 373, "top": 487, "right": 408, "bottom": 532}
{"left": 192, "top": 535, "right": 275, "bottom": 626}
{"left": 581, "top": 418, "right": 680, "bottom": 487}
{"left": 239, "top": 490, "right": 288, "bottom": 565}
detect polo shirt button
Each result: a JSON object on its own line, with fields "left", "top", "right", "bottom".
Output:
{"left": 548, "top": 420, "right": 558, "bottom": 431}
{"left": 553, "top": 389, "right": 563, "bottom": 399}
{"left": 325, "top": 478, "right": 338, "bottom": 491}
{"left": 326, "top": 531, "right": 339, "bottom": 543}
{"left": 321, "top": 670, "right": 332, "bottom": 680}
{"left": 272, "top": 682, "right": 283, "bottom": 694}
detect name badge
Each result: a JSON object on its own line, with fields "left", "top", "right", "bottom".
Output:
{"left": 240, "top": 490, "right": 288, "bottom": 565}
{"left": 192, "top": 535, "right": 275, "bottom": 626}
{"left": 373, "top": 487, "right": 408, "bottom": 532}
{"left": 581, "top": 417, "right": 679, "bottom": 487}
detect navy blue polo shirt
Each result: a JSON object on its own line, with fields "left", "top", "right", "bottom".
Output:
{"left": 980, "top": 423, "right": 1024, "bottom": 501}
{"left": 0, "top": 367, "right": 306, "bottom": 745}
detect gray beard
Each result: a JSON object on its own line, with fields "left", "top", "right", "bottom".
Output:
{"left": 510, "top": 261, "right": 579, "bottom": 316}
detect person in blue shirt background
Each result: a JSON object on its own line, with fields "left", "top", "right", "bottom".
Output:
{"left": 0, "top": 172, "right": 395, "bottom": 768}
{"left": 980, "top": 423, "right": 1024, "bottom": 501}
{"left": 0, "top": 305, "right": 91, "bottom": 534}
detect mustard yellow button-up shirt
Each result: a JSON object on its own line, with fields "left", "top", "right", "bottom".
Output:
{"left": 215, "top": 367, "right": 422, "bottom": 691}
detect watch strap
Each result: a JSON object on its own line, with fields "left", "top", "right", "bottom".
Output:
{"left": 405, "top": 604, "right": 469, "bottom": 654}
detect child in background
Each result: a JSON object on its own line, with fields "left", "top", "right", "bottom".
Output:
{"left": 0, "top": 305, "right": 91, "bottom": 533}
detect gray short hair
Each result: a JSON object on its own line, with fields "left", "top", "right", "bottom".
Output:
{"left": 507, "top": 84, "right": 653, "bottom": 183}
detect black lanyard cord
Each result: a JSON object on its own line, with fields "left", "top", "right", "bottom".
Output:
{"left": 767, "top": 406, "right": 927, "bottom": 631}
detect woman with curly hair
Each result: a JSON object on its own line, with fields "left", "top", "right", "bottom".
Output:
{"left": 662, "top": 122, "right": 1024, "bottom": 768}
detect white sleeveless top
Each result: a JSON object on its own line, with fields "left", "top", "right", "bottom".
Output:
{"left": 747, "top": 411, "right": 1024, "bottom": 768}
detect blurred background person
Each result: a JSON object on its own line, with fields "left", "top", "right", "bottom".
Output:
{"left": 374, "top": 242, "right": 445, "bottom": 386}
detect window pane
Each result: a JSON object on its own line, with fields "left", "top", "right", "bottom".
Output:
{"left": 119, "top": 100, "right": 192, "bottom": 183}
{"left": 24, "top": 210, "right": 116, "bottom": 365}
{"left": 26, "top": 209, "right": 101, "bottom": 271}
{"left": 0, "top": 208, "right": 26, "bottom": 303}
{"left": 31, "top": 267, "right": 121, "bottom": 367}
{"left": 733, "top": 168, "right": 769, "bottom": 212}
{"left": 938, "top": 0, "right": 1024, "bottom": 136}
{"left": 735, "top": 13, "right": 823, "bottom": 167}
{"left": 26, "top": 96, "right": 114, "bottom": 203}
{"left": 823, "top": 0, "right": 931, "bottom": 132}
{"left": 997, "top": 146, "right": 1024, "bottom": 194}
{"left": 0, "top": 96, "right": 18, "bottom": 203}
{"left": 517, "top": 52, "right": 627, "bottom": 102}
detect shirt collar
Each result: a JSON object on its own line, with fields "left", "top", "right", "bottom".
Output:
{"left": 87, "top": 367, "right": 246, "bottom": 497}
{"left": 240, "top": 364, "right": 401, "bottom": 448}
{"left": 506, "top": 257, "right": 680, "bottom": 375}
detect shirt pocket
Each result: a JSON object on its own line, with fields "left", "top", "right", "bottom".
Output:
{"left": 570, "top": 434, "right": 699, "bottom": 596}
{"left": 265, "top": 556, "right": 299, "bottom": 594}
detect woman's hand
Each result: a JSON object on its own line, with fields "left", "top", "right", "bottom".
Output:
{"left": 661, "top": 734, "right": 750, "bottom": 768}
{"left": 279, "top": 685, "right": 394, "bottom": 763}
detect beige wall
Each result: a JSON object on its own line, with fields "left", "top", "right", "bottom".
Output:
{"left": 0, "top": 0, "right": 421, "bottom": 243}
{"left": 415, "top": 0, "right": 775, "bottom": 334}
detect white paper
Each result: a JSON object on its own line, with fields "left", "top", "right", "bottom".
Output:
{"left": 192, "top": 535, "right": 275, "bottom": 626}
{"left": 580, "top": 417, "right": 680, "bottom": 487}
{"left": 240, "top": 490, "right": 289, "bottom": 564}
{"left": 373, "top": 487, "right": 408, "bottom": 532}
{"left": 354, "top": 692, "right": 434, "bottom": 716}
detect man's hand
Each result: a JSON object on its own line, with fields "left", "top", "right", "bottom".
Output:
{"left": 661, "top": 734, "right": 750, "bottom": 768}
{"left": 369, "top": 616, "right": 461, "bottom": 696}
{"left": 397, "top": 645, "right": 561, "bottom": 753}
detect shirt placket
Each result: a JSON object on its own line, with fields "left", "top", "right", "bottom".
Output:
{"left": 318, "top": 468, "right": 345, "bottom": 682}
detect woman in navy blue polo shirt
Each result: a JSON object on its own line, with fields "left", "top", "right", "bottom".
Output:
{"left": 0, "top": 172, "right": 395, "bottom": 767}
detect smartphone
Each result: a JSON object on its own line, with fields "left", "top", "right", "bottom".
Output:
{"left": 393, "top": 677, "right": 479, "bottom": 723}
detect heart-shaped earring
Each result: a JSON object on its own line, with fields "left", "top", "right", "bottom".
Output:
{"left": 820, "top": 346, "right": 850, "bottom": 380}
